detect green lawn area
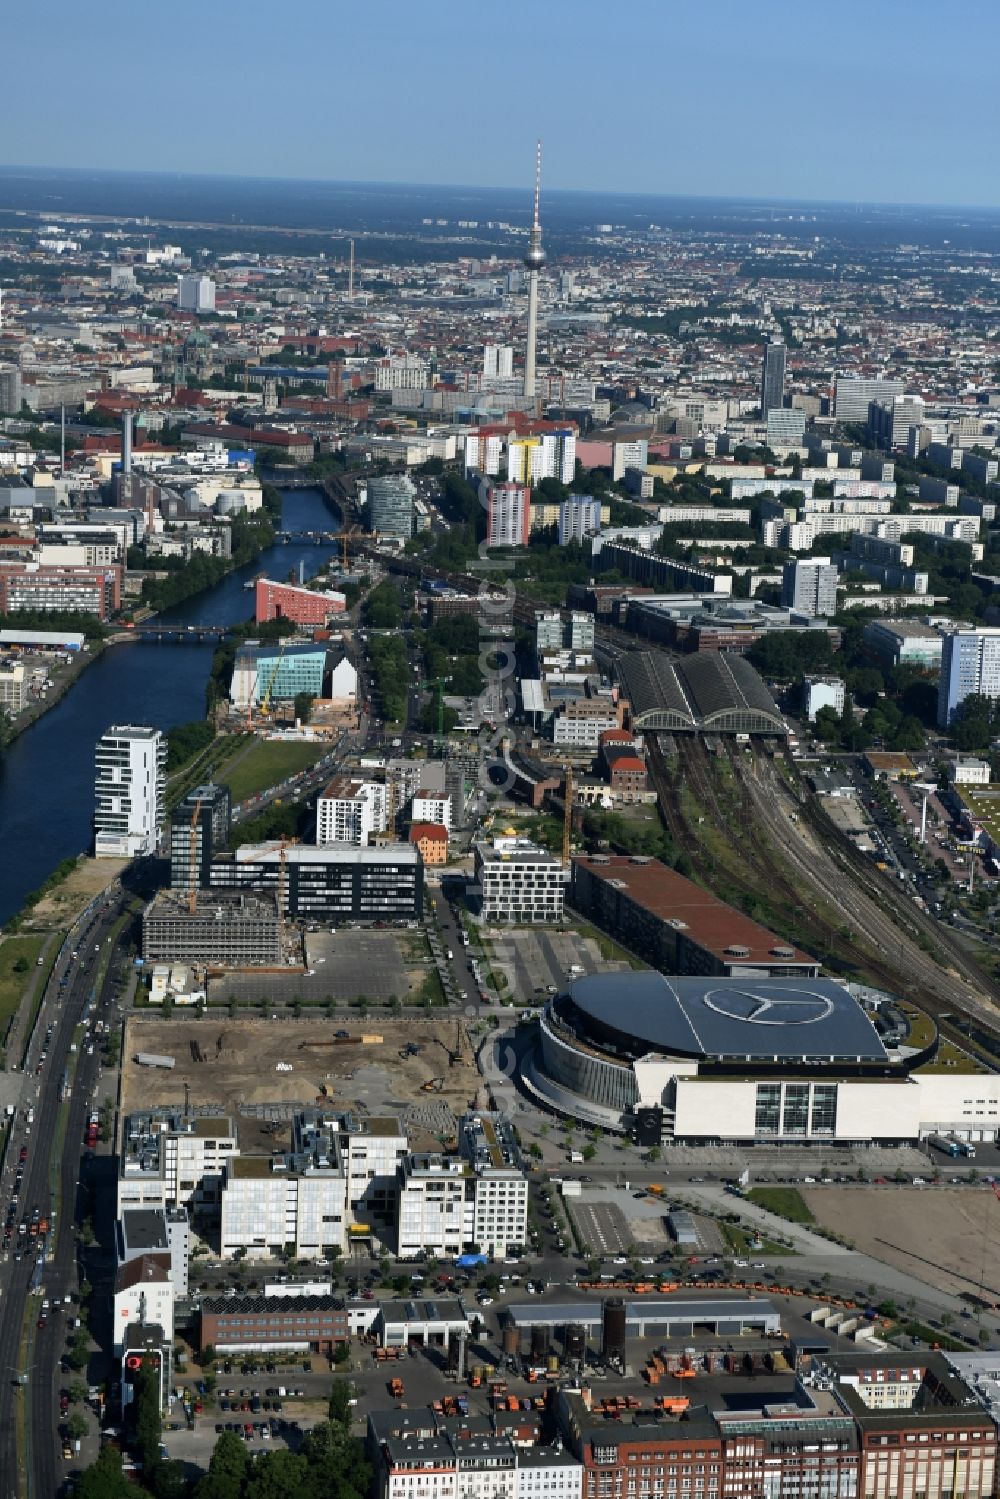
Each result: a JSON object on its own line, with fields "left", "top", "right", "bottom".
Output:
{"left": 218, "top": 741, "right": 325, "bottom": 803}
{"left": 0, "top": 934, "right": 47, "bottom": 1031}
{"left": 720, "top": 1222, "right": 794, "bottom": 1257}
{"left": 744, "top": 1186, "right": 815, "bottom": 1224}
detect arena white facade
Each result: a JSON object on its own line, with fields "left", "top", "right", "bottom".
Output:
{"left": 526, "top": 973, "right": 1000, "bottom": 1145}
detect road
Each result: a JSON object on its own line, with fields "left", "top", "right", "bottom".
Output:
{"left": 0, "top": 885, "right": 129, "bottom": 1499}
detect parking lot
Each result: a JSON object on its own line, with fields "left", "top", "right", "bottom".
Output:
{"left": 207, "top": 930, "right": 418, "bottom": 1005}
{"left": 484, "top": 928, "right": 629, "bottom": 1000}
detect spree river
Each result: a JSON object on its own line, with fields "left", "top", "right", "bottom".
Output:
{"left": 0, "top": 488, "right": 339, "bottom": 926}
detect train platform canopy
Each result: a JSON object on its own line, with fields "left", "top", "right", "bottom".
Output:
{"left": 619, "top": 651, "right": 785, "bottom": 735}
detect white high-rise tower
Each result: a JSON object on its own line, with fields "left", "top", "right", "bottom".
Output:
{"left": 522, "top": 141, "right": 545, "bottom": 401}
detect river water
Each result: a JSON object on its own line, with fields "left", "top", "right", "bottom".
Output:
{"left": 0, "top": 488, "right": 339, "bottom": 925}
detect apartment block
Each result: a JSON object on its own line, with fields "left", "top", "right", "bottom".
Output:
{"left": 474, "top": 837, "right": 565, "bottom": 925}
{"left": 938, "top": 627, "right": 1000, "bottom": 727}
{"left": 118, "top": 1112, "right": 239, "bottom": 1218}
{"left": 396, "top": 1113, "right": 528, "bottom": 1259}
{"left": 484, "top": 481, "right": 532, "bottom": 547}
{"left": 94, "top": 724, "right": 166, "bottom": 858}
{"left": 169, "top": 782, "right": 232, "bottom": 892}
{"left": 316, "top": 775, "right": 388, "bottom": 846}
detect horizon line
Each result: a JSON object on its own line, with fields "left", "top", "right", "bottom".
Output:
{"left": 0, "top": 161, "right": 999, "bottom": 218}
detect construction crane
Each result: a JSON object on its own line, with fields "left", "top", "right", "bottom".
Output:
{"left": 278, "top": 833, "right": 290, "bottom": 929}
{"left": 187, "top": 796, "right": 204, "bottom": 915}
{"left": 415, "top": 676, "right": 451, "bottom": 749}
{"left": 339, "top": 526, "right": 379, "bottom": 571}
{"left": 259, "top": 638, "right": 288, "bottom": 718}
{"left": 562, "top": 762, "right": 573, "bottom": 869}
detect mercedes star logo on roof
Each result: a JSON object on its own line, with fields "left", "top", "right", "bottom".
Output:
{"left": 702, "top": 986, "right": 836, "bottom": 1026}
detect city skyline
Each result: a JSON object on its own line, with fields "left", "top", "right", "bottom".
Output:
{"left": 4, "top": 0, "right": 1000, "bottom": 209}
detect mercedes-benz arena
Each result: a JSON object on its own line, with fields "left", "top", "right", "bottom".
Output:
{"left": 526, "top": 971, "right": 1000, "bottom": 1145}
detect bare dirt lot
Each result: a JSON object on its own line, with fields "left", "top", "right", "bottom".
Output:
{"left": 29, "top": 855, "right": 127, "bottom": 927}
{"left": 804, "top": 1185, "right": 1000, "bottom": 1301}
{"left": 121, "top": 1013, "right": 485, "bottom": 1153}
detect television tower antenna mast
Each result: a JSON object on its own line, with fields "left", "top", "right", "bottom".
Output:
{"left": 522, "top": 140, "right": 545, "bottom": 402}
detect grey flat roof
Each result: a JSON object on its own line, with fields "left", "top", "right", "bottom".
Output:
{"left": 508, "top": 1297, "right": 780, "bottom": 1328}
{"left": 563, "top": 972, "right": 887, "bottom": 1062}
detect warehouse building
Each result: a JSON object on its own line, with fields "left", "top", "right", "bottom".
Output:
{"left": 570, "top": 855, "right": 819, "bottom": 977}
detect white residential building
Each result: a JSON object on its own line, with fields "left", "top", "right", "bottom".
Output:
{"left": 610, "top": 438, "right": 649, "bottom": 480}
{"left": 411, "top": 790, "right": 452, "bottom": 831}
{"left": 375, "top": 355, "right": 431, "bottom": 391}
{"left": 463, "top": 429, "right": 505, "bottom": 477}
{"left": 508, "top": 429, "right": 576, "bottom": 486}
{"left": 803, "top": 676, "right": 846, "bottom": 722}
{"left": 176, "top": 274, "right": 215, "bottom": 313}
{"left": 117, "top": 1112, "right": 239, "bottom": 1218}
{"left": 94, "top": 724, "right": 166, "bottom": 858}
{"left": 483, "top": 345, "right": 514, "bottom": 381}
{"left": 474, "top": 837, "right": 566, "bottom": 925}
{"left": 483, "top": 480, "right": 531, "bottom": 547}
{"left": 516, "top": 1452, "right": 583, "bottom": 1499}
{"left": 558, "top": 496, "right": 602, "bottom": 545}
{"left": 316, "top": 776, "right": 387, "bottom": 847}
{"left": 113, "top": 1255, "right": 174, "bottom": 1354}
{"left": 939, "top": 628, "right": 1000, "bottom": 727}
{"left": 950, "top": 758, "right": 991, "bottom": 786}
{"left": 397, "top": 1114, "right": 528, "bottom": 1259}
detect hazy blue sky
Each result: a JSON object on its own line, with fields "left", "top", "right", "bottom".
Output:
{"left": 6, "top": 0, "right": 999, "bottom": 207}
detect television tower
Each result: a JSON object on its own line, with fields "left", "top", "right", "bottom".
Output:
{"left": 522, "top": 140, "right": 545, "bottom": 401}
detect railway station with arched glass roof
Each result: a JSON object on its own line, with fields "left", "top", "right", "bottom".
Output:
{"left": 618, "top": 651, "right": 786, "bottom": 735}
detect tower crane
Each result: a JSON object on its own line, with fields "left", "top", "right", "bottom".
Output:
{"left": 187, "top": 796, "right": 204, "bottom": 915}
{"left": 339, "top": 527, "right": 379, "bottom": 571}
{"left": 259, "top": 638, "right": 288, "bottom": 718}
{"left": 562, "top": 762, "right": 573, "bottom": 869}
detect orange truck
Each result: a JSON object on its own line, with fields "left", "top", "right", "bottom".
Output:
{"left": 389, "top": 1379, "right": 404, "bottom": 1399}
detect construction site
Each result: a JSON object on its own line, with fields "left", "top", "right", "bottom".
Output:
{"left": 119, "top": 1012, "right": 485, "bottom": 1153}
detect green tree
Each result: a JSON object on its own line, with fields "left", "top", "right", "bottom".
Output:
{"left": 75, "top": 1447, "right": 132, "bottom": 1499}
{"left": 293, "top": 691, "right": 314, "bottom": 724}
{"left": 129, "top": 1359, "right": 163, "bottom": 1476}
{"left": 328, "top": 1378, "right": 355, "bottom": 1426}
{"left": 245, "top": 1448, "right": 318, "bottom": 1499}
{"left": 66, "top": 1412, "right": 88, "bottom": 1440}
{"left": 195, "top": 1429, "right": 249, "bottom": 1499}
{"left": 153, "top": 1461, "right": 189, "bottom": 1499}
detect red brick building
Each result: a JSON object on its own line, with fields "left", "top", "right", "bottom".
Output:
{"left": 557, "top": 1393, "right": 723, "bottom": 1499}
{"left": 200, "top": 1293, "right": 348, "bottom": 1355}
{"left": 0, "top": 562, "right": 122, "bottom": 619}
{"left": 255, "top": 577, "right": 345, "bottom": 626}
{"left": 607, "top": 752, "right": 649, "bottom": 800}
{"left": 409, "top": 822, "right": 449, "bottom": 865}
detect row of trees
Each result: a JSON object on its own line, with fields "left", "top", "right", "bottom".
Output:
{"left": 75, "top": 1375, "right": 368, "bottom": 1499}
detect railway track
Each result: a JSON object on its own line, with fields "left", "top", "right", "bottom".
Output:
{"left": 730, "top": 749, "right": 1000, "bottom": 1034}
{"left": 647, "top": 732, "right": 1000, "bottom": 1048}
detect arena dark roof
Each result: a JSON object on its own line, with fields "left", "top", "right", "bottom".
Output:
{"left": 619, "top": 650, "right": 786, "bottom": 734}
{"left": 559, "top": 972, "right": 888, "bottom": 1064}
